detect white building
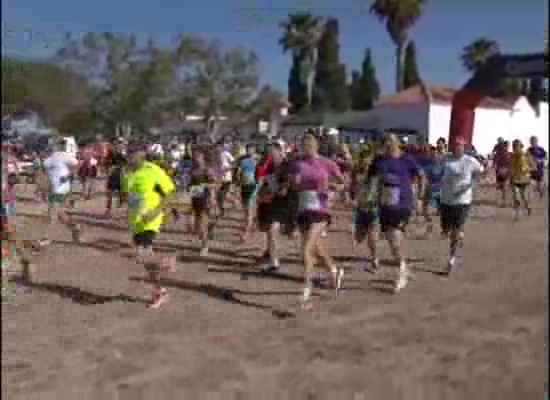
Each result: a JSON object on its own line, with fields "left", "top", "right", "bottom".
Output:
{"left": 340, "top": 84, "right": 549, "bottom": 156}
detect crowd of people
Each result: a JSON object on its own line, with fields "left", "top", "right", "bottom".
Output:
{"left": 1, "top": 129, "right": 547, "bottom": 309}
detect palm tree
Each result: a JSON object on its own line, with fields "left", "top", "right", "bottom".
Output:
{"left": 279, "top": 12, "right": 325, "bottom": 109}
{"left": 460, "top": 38, "right": 501, "bottom": 73}
{"left": 370, "top": 0, "right": 426, "bottom": 92}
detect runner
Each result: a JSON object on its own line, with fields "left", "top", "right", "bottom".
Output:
{"left": 352, "top": 151, "right": 380, "bottom": 272}
{"left": 43, "top": 140, "right": 81, "bottom": 241}
{"left": 123, "top": 149, "right": 177, "bottom": 309}
{"left": 77, "top": 151, "right": 98, "bottom": 200}
{"left": 527, "top": 135, "right": 547, "bottom": 199}
{"left": 420, "top": 139, "right": 447, "bottom": 235}
{"left": 235, "top": 144, "right": 259, "bottom": 242}
{"left": 288, "top": 133, "right": 345, "bottom": 309}
{"left": 105, "top": 141, "right": 128, "bottom": 217}
{"left": 493, "top": 140, "right": 512, "bottom": 208}
{"left": 189, "top": 148, "right": 216, "bottom": 256}
{"left": 440, "top": 138, "right": 483, "bottom": 275}
{"left": 216, "top": 144, "right": 235, "bottom": 217}
{"left": 366, "top": 133, "right": 425, "bottom": 293}
{"left": 257, "top": 143, "right": 291, "bottom": 272}
{"left": 509, "top": 139, "right": 532, "bottom": 220}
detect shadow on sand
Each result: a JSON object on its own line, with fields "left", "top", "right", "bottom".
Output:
{"left": 129, "top": 275, "right": 295, "bottom": 319}
{"left": 13, "top": 277, "right": 148, "bottom": 306}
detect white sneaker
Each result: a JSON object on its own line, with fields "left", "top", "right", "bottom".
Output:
{"left": 300, "top": 286, "right": 313, "bottom": 303}
{"left": 261, "top": 258, "right": 280, "bottom": 273}
{"left": 320, "top": 230, "right": 328, "bottom": 238}
{"left": 393, "top": 261, "right": 409, "bottom": 294}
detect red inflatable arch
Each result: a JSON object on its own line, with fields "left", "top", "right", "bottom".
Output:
{"left": 449, "top": 52, "right": 548, "bottom": 148}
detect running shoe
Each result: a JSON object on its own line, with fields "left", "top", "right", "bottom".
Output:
{"left": 261, "top": 258, "right": 280, "bottom": 273}
{"left": 446, "top": 246, "right": 463, "bottom": 276}
{"left": 148, "top": 288, "right": 170, "bottom": 309}
{"left": 359, "top": 257, "right": 379, "bottom": 274}
{"left": 393, "top": 260, "right": 409, "bottom": 294}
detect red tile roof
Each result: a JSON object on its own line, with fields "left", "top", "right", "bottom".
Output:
{"left": 375, "top": 84, "right": 515, "bottom": 109}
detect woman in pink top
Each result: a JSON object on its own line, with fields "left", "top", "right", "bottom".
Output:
{"left": 288, "top": 133, "right": 345, "bottom": 308}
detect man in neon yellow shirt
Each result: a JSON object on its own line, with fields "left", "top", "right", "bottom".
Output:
{"left": 123, "top": 150, "right": 177, "bottom": 309}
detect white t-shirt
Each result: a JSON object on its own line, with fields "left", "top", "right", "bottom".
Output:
{"left": 440, "top": 155, "right": 481, "bottom": 206}
{"left": 44, "top": 152, "right": 78, "bottom": 194}
{"left": 221, "top": 151, "right": 234, "bottom": 182}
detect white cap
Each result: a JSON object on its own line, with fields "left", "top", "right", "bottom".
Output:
{"left": 328, "top": 128, "right": 339, "bottom": 136}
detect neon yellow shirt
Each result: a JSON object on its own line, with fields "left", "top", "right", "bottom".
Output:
{"left": 123, "top": 161, "right": 176, "bottom": 234}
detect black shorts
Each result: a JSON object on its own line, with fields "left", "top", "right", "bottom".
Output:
{"left": 530, "top": 170, "right": 544, "bottom": 183}
{"left": 133, "top": 231, "right": 156, "bottom": 247}
{"left": 379, "top": 208, "right": 411, "bottom": 233}
{"left": 296, "top": 212, "right": 331, "bottom": 233}
{"left": 496, "top": 174, "right": 509, "bottom": 189}
{"left": 107, "top": 172, "right": 122, "bottom": 192}
{"left": 440, "top": 204, "right": 470, "bottom": 232}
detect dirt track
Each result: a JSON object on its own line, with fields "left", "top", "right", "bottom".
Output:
{"left": 2, "top": 184, "right": 547, "bottom": 400}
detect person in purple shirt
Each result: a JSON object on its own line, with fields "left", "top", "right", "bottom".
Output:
{"left": 527, "top": 136, "right": 546, "bottom": 199}
{"left": 366, "top": 133, "right": 425, "bottom": 293}
{"left": 288, "top": 133, "right": 345, "bottom": 309}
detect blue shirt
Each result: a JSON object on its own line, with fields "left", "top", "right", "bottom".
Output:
{"left": 237, "top": 155, "right": 256, "bottom": 185}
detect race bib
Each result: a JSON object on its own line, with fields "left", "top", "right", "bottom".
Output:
{"left": 189, "top": 184, "right": 207, "bottom": 198}
{"left": 127, "top": 191, "right": 142, "bottom": 209}
{"left": 298, "top": 190, "right": 321, "bottom": 211}
{"left": 380, "top": 186, "right": 400, "bottom": 206}
{"left": 241, "top": 171, "right": 255, "bottom": 185}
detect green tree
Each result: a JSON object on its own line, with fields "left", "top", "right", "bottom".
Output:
{"left": 370, "top": 0, "right": 426, "bottom": 92}
{"left": 55, "top": 32, "right": 175, "bottom": 136}
{"left": 350, "top": 48, "right": 380, "bottom": 110}
{"left": 279, "top": 12, "right": 325, "bottom": 109}
{"left": 288, "top": 55, "right": 308, "bottom": 113}
{"left": 402, "top": 40, "right": 421, "bottom": 89}
{"left": 2, "top": 58, "right": 90, "bottom": 134}
{"left": 312, "top": 17, "right": 347, "bottom": 112}
{"left": 460, "top": 37, "right": 500, "bottom": 73}
{"left": 333, "top": 64, "right": 350, "bottom": 112}
{"left": 175, "top": 34, "right": 260, "bottom": 142}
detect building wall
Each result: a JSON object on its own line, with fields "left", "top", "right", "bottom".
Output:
{"left": 428, "top": 100, "right": 549, "bottom": 156}
{"left": 369, "top": 103, "right": 429, "bottom": 138}
{"left": 334, "top": 103, "right": 430, "bottom": 143}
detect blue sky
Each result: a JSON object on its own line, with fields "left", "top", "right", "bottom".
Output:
{"left": 2, "top": 0, "right": 547, "bottom": 94}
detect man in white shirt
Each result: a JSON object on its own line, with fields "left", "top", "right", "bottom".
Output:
{"left": 43, "top": 142, "right": 81, "bottom": 239}
{"left": 440, "top": 139, "right": 483, "bottom": 275}
{"left": 216, "top": 146, "right": 236, "bottom": 215}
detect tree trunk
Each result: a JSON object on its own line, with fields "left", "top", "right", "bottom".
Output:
{"left": 395, "top": 41, "right": 407, "bottom": 92}
{"left": 306, "top": 48, "right": 319, "bottom": 107}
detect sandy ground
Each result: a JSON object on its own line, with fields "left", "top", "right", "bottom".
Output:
{"left": 2, "top": 182, "right": 547, "bottom": 400}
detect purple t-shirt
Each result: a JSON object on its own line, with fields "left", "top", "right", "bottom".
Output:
{"left": 289, "top": 155, "right": 342, "bottom": 214}
{"left": 528, "top": 146, "right": 546, "bottom": 173}
{"left": 367, "top": 153, "right": 421, "bottom": 210}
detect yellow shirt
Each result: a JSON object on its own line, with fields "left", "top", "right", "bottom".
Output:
{"left": 123, "top": 161, "right": 176, "bottom": 234}
{"left": 510, "top": 151, "right": 530, "bottom": 184}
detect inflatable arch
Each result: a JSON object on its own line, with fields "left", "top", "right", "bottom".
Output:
{"left": 449, "top": 52, "right": 548, "bottom": 147}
